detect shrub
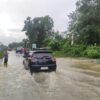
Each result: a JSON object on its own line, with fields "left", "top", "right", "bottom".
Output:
{"left": 84, "top": 46, "right": 100, "bottom": 58}
{"left": 62, "top": 42, "right": 71, "bottom": 53}
{"left": 48, "top": 40, "right": 61, "bottom": 51}
{"left": 62, "top": 44, "right": 87, "bottom": 57}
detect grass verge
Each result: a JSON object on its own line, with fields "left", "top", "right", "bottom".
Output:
{"left": 0, "top": 51, "right": 4, "bottom": 59}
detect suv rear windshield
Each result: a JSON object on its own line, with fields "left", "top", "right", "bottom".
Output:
{"left": 33, "top": 53, "right": 53, "bottom": 58}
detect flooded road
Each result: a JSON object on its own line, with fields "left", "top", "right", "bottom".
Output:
{"left": 0, "top": 51, "right": 100, "bottom": 100}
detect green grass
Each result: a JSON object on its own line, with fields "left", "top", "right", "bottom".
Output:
{"left": 53, "top": 51, "right": 66, "bottom": 57}
{"left": 53, "top": 50, "right": 100, "bottom": 59}
{"left": 0, "top": 52, "right": 4, "bottom": 59}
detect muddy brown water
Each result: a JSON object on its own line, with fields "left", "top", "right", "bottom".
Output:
{"left": 0, "top": 51, "right": 100, "bottom": 100}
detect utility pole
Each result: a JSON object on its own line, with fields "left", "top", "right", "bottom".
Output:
{"left": 71, "top": 33, "right": 74, "bottom": 46}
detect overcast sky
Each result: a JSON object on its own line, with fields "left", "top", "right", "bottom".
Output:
{"left": 0, "top": 0, "right": 77, "bottom": 45}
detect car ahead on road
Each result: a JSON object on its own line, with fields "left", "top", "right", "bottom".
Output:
{"left": 8, "top": 48, "right": 12, "bottom": 51}
{"left": 23, "top": 50, "right": 57, "bottom": 74}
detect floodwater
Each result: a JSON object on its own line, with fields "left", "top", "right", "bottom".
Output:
{"left": 0, "top": 51, "right": 100, "bottom": 100}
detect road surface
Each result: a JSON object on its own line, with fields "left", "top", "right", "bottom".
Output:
{"left": 0, "top": 51, "right": 100, "bottom": 100}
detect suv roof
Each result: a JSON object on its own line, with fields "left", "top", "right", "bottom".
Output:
{"left": 31, "top": 48, "right": 52, "bottom": 53}
{"left": 33, "top": 50, "right": 52, "bottom": 53}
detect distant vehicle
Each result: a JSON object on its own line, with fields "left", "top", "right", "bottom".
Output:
{"left": 16, "top": 47, "right": 23, "bottom": 54}
{"left": 8, "top": 48, "right": 12, "bottom": 51}
{"left": 23, "top": 49, "right": 57, "bottom": 74}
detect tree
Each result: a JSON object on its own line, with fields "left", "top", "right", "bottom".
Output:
{"left": 53, "top": 31, "right": 64, "bottom": 41}
{"left": 0, "top": 42, "right": 7, "bottom": 50}
{"left": 22, "top": 39, "right": 30, "bottom": 48}
{"left": 22, "top": 16, "right": 54, "bottom": 47}
{"left": 68, "top": 0, "right": 100, "bottom": 45}
{"left": 22, "top": 17, "right": 36, "bottom": 46}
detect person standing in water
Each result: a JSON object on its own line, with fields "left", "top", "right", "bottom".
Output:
{"left": 4, "top": 50, "right": 8, "bottom": 67}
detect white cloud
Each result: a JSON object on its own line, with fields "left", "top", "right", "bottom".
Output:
{"left": 0, "top": 0, "right": 77, "bottom": 45}
{"left": 0, "top": 32, "right": 26, "bottom": 45}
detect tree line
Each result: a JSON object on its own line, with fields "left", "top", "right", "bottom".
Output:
{"left": 9, "top": 0, "right": 100, "bottom": 58}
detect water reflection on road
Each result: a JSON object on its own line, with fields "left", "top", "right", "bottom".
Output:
{"left": 0, "top": 51, "right": 100, "bottom": 100}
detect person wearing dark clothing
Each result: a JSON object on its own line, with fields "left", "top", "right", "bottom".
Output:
{"left": 4, "top": 51, "right": 8, "bottom": 67}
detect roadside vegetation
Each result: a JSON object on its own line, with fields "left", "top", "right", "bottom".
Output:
{"left": 0, "top": 51, "right": 4, "bottom": 59}
{"left": 0, "top": 43, "right": 7, "bottom": 59}
{"left": 8, "top": 0, "right": 100, "bottom": 59}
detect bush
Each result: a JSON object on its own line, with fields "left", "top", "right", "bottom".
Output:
{"left": 70, "top": 46, "right": 81, "bottom": 56}
{"left": 62, "top": 42, "right": 71, "bottom": 52}
{"left": 48, "top": 40, "right": 61, "bottom": 51}
{"left": 62, "top": 44, "right": 87, "bottom": 57}
{"left": 84, "top": 46, "right": 100, "bottom": 58}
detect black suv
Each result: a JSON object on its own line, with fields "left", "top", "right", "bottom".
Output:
{"left": 23, "top": 50, "right": 57, "bottom": 74}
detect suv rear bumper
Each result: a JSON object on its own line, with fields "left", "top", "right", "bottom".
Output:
{"left": 30, "top": 64, "right": 57, "bottom": 71}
